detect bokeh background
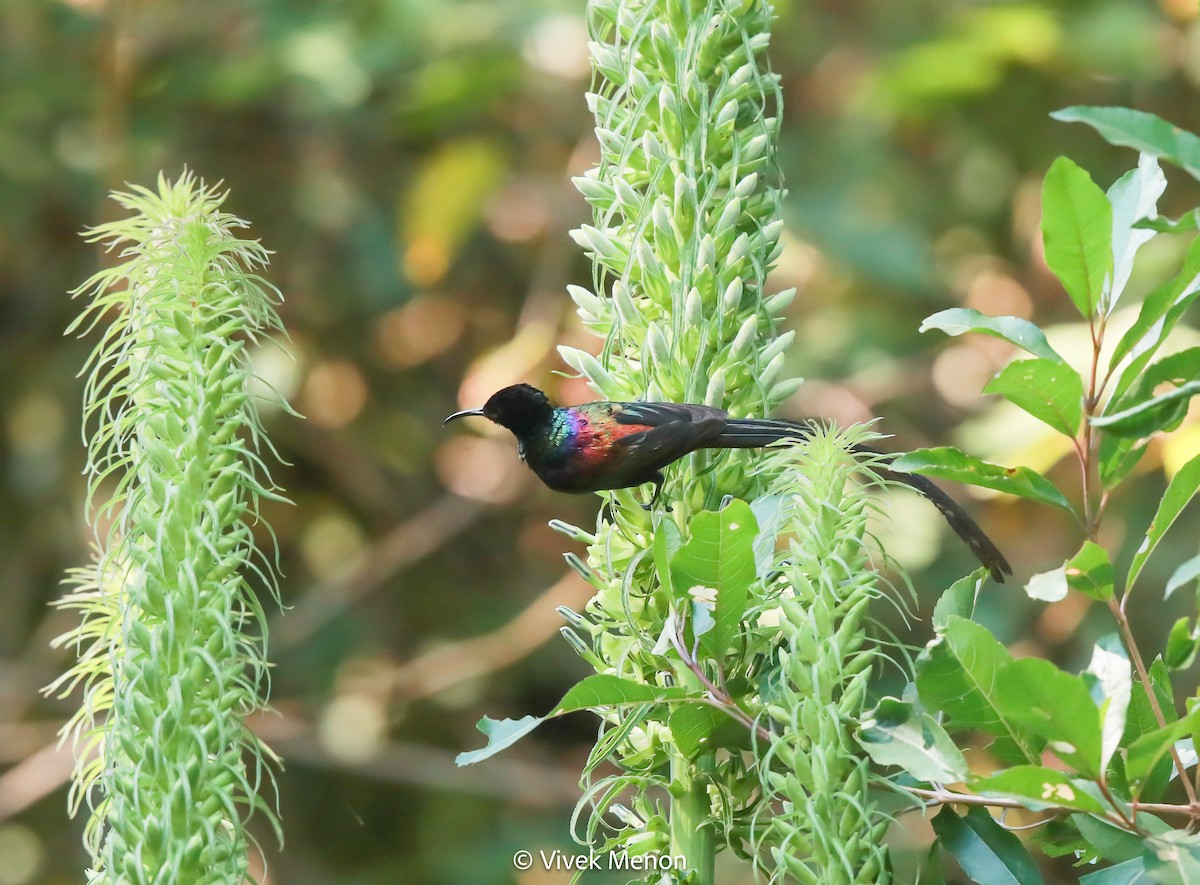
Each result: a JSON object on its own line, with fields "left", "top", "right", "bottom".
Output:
{"left": 3, "top": 0, "right": 1200, "bottom": 882}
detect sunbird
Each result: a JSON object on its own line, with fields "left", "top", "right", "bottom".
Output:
{"left": 444, "top": 383, "right": 1011, "bottom": 581}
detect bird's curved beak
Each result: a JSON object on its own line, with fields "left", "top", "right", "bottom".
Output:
{"left": 443, "top": 407, "right": 486, "bottom": 426}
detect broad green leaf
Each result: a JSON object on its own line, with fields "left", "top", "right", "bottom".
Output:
{"left": 1080, "top": 858, "right": 1147, "bottom": 884}
{"left": 1092, "top": 380, "right": 1200, "bottom": 438}
{"left": 893, "top": 447, "right": 1075, "bottom": 514}
{"left": 1051, "top": 107, "right": 1200, "bottom": 181}
{"left": 1128, "top": 453, "right": 1200, "bottom": 591}
{"left": 973, "top": 766, "right": 1106, "bottom": 813}
{"left": 1075, "top": 813, "right": 1172, "bottom": 863}
{"left": 1107, "top": 154, "right": 1167, "bottom": 314}
{"left": 984, "top": 358, "right": 1084, "bottom": 436}
{"left": 1144, "top": 830, "right": 1200, "bottom": 884}
{"left": 1025, "top": 565, "right": 1067, "bottom": 602}
{"left": 1165, "top": 617, "right": 1199, "bottom": 670}
{"left": 1099, "top": 433, "right": 1147, "bottom": 490}
{"left": 855, "top": 697, "right": 968, "bottom": 783}
{"left": 1166, "top": 553, "right": 1200, "bottom": 600}
{"left": 456, "top": 715, "right": 544, "bottom": 766}
{"left": 1041, "top": 156, "right": 1113, "bottom": 318}
{"left": 917, "top": 616, "right": 1040, "bottom": 764}
{"left": 1109, "top": 236, "right": 1200, "bottom": 387}
{"left": 995, "top": 657, "right": 1103, "bottom": 776}
{"left": 1110, "top": 349, "right": 1200, "bottom": 442}
{"left": 1086, "top": 637, "right": 1132, "bottom": 772}
{"left": 1137, "top": 211, "right": 1200, "bottom": 235}
{"left": 920, "top": 308, "right": 1065, "bottom": 363}
{"left": 933, "top": 806, "right": 1044, "bottom": 885}
{"left": 1125, "top": 706, "right": 1200, "bottom": 794}
{"left": 1066, "top": 541, "right": 1115, "bottom": 601}
{"left": 668, "top": 703, "right": 737, "bottom": 758}
{"left": 671, "top": 499, "right": 758, "bottom": 656}
{"left": 933, "top": 569, "right": 986, "bottom": 630}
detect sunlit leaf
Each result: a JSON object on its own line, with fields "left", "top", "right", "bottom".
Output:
{"left": 933, "top": 569, "right": 985, "bottom": 630}
{"left": 1166, "top": 553, "right": 1200, "bottom": 600}
{"left": 455, "top": 715, "right": 545, "bottom": 766}
{"left": 983, "top": 358, "right": 1084, "bottom": 436}
{"left": 1092, "top": 380, "right": 1200, "bottom": 438}
{"left": 856, "top": 697, "right": 968, "bottom": 783}
{"left": 1107, "top": 154, "right": 1167, "bottom": 314}
{"left": 1127, "top": 453, "right": 1200, "bottom": 591}
{"left": 1085, "top": 637, "right": 1131, "bottom": 772}
{"left": 1041, "top": 156, "right": 1113, "bottom": 319}
{"left": 892, "top": 447, "right": 1074, "bottom": 513}
{"left": 995, "top": 657, "right": 1103, "bottom": 776}
{"left": 1025, "top": 566, "right": 1067, "bottom": 602}
{"left": 920, "top": 308, "right": 1065, "bottom": 363}
{"left": 933, "top": 806, "right": 1044, "bottom": 885}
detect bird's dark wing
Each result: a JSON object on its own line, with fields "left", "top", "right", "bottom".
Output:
{"left": 608, "top": 401, "right": 731, "bottom": 428}
{"left": 612, "top": 416, "right": 728, "bottom": 474}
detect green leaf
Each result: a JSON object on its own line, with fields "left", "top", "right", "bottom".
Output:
{"left": 917, "top": 616, "right": 1040, "bottom": 764}
{"left": 1108, "top": 154, "right": 1167, "bottom": 314}
{"left": 1165, "top": 617, "right": 1200, "bottom": 671}
{"left": 1144, "top": 830, "right": 1200, "bottom": 884}
{"left": 668, "top": 703, "right": 735, "bottom": 758}
{"left": 1128, "top": 453, "right": 1200, "bottom": 591}
{"left": 670, "top": 499, "right": 758, "bottom": 656}
{"left": 1125, "top": 706, "right": 1200, "bottom": 794}
{"left": 995, "top": 658, "right": 1103, "bottom": 776}
{"left": 1041, "top": 156, "right": 1114, "bottom": 318}
{"left": 855, "top": 697, "right": 968, "bottom": 783}
{"left": 933, "top": 806, "right": 1044, "bottom": 885}
{"left": 920, "top": 308, "right": 1065, "bottom": 363}
{"left": 934, "top": 569, "right": 985, "bottom": 630}
{"left": 1075, "top": 813, "right": 1172, "bottom": 863}
{"left": 1079, "top": 858, "right": 1147, "bottom": 884}
{"left": 455, "top": 715, "right": 544, "bottom": 766}
{"left": 750, "top": 494, "right": 785, "bottom": 581}
{"left": 653, "top": 515, "right": 683, "bottom": 597}
{"left": 1109, "top": 236, "right": 1200, "bottom": 387}
{"left": 1166, "top": 553, "right": 1200, "bottom": 600}
{"left": 973, "top": 766, "right": 1106, "bottom": 813}
{"left": 1136, "top": 211, "right": 1200, "bottom": 235}
{"left": 1092, "top": 380, "right": 1200, "bottom": 438}
{"left": 1052, "top": 107, "right": 1200, "bottom": 181}
{"left": 984, "top": 358, "right": 1084, "bottom": 436}
{"left": 1065, "top": 541, "right": 1115, "bottom": 602}
{"left": 1099, "top": 434, "right": 1147, "bottom": 490}
{"left": 892, "top": 447, "right": 1075, "bottom": 514}
{"left": 1110, "top": 349, "right": 1200, "bottom": 442}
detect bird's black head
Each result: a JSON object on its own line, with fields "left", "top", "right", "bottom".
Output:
{"left": 444, "top": 383, "right": 555, "bottom": 433}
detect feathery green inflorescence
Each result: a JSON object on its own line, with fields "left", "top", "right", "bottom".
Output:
{"left": 547, "top": 1, "right": 893, "bottom": 882}
{"left": 48, "top": 172, "right": 289, "bottom": 884}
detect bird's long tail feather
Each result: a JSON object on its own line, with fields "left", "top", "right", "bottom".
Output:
{"left": 715, "top": 418, "right": 1012, "bottom": 582}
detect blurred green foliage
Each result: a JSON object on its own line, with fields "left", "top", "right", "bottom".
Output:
{"left": 2, "top": 0, "right": 1199, "bottom": 882}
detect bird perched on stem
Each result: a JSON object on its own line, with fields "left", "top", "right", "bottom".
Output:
{"left": 445, "top": 383, "right": 1011, "bottom": 582}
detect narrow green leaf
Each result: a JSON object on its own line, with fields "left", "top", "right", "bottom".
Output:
{"left": 1076, "top": 813, "right": 1171, "bottom": 864}
{"left": 1099, "top": 434, "right": 1147, "bottom": 490}
{"left": 1165, "top": 617, "right": 1200, "bottom": 670}
{"left": 1136, "top": 211, "right": 1200, "bottom": 235}
{"left": 933, "top": 806, "right": 1044, "bottom": 885}
{"left": 995, "top": 658, "right": 1103, "bottom": 776}
{"left": 973, "top": 766, "right": 1106, "bottom": 813}
{"left": 670, "top": 499, "right": 758, "bottom": 656}
{"left": 653, "top": 515, "right": 683, "bottom": 597}
{"left": 920, "top": 308, "right": 1065, "bottom": 364}
{"left": 1109, "top": 236, "right": 1200, "bottom": 384}
{"left": 1166, "top": 553, "right": 1200, "bottom": 600}
{"left": 917, "top": 616, "right": 1040, "bottom": 765}
{"left": 1041, "top": 155, "right": 1114, "bottom": 318}
{"left": 1065, "top": 541, "right": 1115, "bottom": 602}
{"left": 1128, "top": 453, "right": 1200, "bottom": 591}
{"left": 551, "top": 674, "right": 688, "bottom": 714}
{"left": 893, "top": 447, "right": 1075, "bottom": 514}
{"left": 933, "top": 569, "right": 985, "bottom": 630}
{"left": 856, "top": 697, "right": 968, "bottom": 783}
{"left": 984, "top": 358, "right": 1084, "bottom": 436}
{"left": 1125, "top": 706, "right": 1200, "bottom": 793}
{"left": 1052, "top": 107, "right": 1200, "bottom": 180}
{"left": 1092, "top": 380, "right": 1200, "bottom": 438}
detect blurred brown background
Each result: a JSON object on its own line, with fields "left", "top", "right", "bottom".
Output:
{"left": 2, "top": 0, "right": 1199, "bottom": 882}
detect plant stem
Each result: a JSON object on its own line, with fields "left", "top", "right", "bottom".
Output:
{"left": 670, "top": 751, "right": 716, "bottom": 885}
